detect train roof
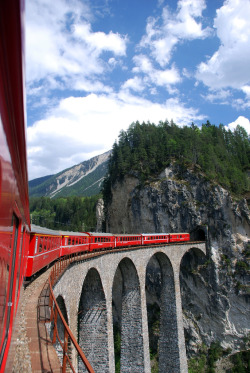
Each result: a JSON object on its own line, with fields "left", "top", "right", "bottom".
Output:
{"left": 60, "top": 231, "right": 89, "bottom": 237}
{"left": 30, "top": 224, "right": 61, "bottom": 236}
{"left": 113, "top": 233, "right": 142, "bottom": 237}
{"left": 141, "top": 233, "right": 168, "bottom": 236}
{"left": 31, "top": 225, "right": 88, "bottom": 237}
{"left": 85, "top": 232, "right": 113, "bottom": 236}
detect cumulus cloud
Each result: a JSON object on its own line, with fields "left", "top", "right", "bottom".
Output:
{"left": 27, "top": 93, "right": 204, "bottom": 180}
{"left": 139, "top": 0, "right": 210, "bottom": 67}
{"left": 132, "top": 55, "right": 181, "bottom": 91}
{"left": 26, "top": 0, "right": 127, "bottom": 94}
{"left": 196, "top": 0, "right": 250, "bottom": 92}
{"left": 225, "top": 116, "right": 250, "bottom": 133}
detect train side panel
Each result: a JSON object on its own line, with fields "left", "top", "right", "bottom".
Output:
{"left": 87, "top": 233, "right": 115, "bottom": 252}
{"left": 114, "top": 234, "right": 142, "bottom": 248}
{"left": 169, "top": 233, "right": 190, "bottom": 242}
{"left": 60, "top": 233, "right": 90, "bottom": 257}
{"left": 142, "top": 234, "right": 169, "bottom": 245}
{"left": 26, "top": 232, "right": 61, "bottom": 277}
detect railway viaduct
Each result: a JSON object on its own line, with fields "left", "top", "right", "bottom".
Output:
{"left": 52, "top": 242, "right": 206, "bottom": 373}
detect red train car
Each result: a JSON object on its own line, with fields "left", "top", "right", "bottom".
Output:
{"left": 169, "top": 233, "right": 190, "bottom": 242}
{"left": 0, "top": 0, "right": 30, "bottom": 370}
{"left": 114, "top": 234, "right": 142, "bottom": 248}
{"left": 25, "top": 225, "right": 61, "bottom": 277}
{"left": 60, "top": 231, "right": 89, "bottom": 256}
{"left": 142, "top": 233, "right": 169, "bottom": 245}
{"left": 87, "top": 232, "right": 115, "bottom": 252}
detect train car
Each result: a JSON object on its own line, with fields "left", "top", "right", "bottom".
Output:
{"left": 60, "top": 231, "right": 89, "bottom": 257}
{"left": 114, "top": 234, "right": 142, "bottom": 248}
{"left": 87, "top": 232, "right": 115, "bottom": 252}
{"left": 141, "top": 233, "right": 169, "bottom": 245}
{"left": 0, "top": 0, "right": 30, "bottom": 371}
{"left": 169, "top": 233, "right": 190, "bottom": 242}
{"left": 25, "top": 225, "right": 61, "bottom": 277}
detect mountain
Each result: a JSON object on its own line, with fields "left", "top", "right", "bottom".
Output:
{"left": 28, "top": 150, "right": 111, "bottom": 198}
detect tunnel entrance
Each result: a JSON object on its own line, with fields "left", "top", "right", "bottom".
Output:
{"left": 190, "top": 226, "right": 207, "bottom": 241}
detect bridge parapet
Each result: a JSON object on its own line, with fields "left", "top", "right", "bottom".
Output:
{"left": 52, "top": 242, "right": 206, "bottom": 373}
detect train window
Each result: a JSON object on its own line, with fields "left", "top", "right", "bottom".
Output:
{"left": 35, "top": 236, "right": 38, "bottom": 253}
{"left": 39, "top": 238, "right": 43, "bottom": 253}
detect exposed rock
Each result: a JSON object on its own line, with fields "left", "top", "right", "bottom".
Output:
{"left": 105, "top": 163, "right": 250, "bottom": 357}
{"left": 96, "top": 198, "right": 105, "bottom": 232}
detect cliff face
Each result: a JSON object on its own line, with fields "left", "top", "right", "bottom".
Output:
{"left": 105, "top": 163, "right": 250, "bottom": 356}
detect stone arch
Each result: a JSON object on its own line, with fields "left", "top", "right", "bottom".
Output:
{"left": 78, "top": 267, "right": 108, "bottom": 373}
{"left": 179, "top": 247, "right": 208, "bottom": 358}
{"left": 146, "top": 252, "right": 180, "bottom": 373}
{"left": 112, "top": 257, "right": 144, "bottom": 373}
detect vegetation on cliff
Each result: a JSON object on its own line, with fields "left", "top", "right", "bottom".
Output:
{"left": 29, "top": 195, "right": 99, "bottom": 231}
{"left": 102, "top": 120, "right": 249, "bottom": 202}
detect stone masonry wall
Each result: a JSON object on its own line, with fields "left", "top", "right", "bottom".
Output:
{"left": 52, "top": 242, "right": 206, "bottom": 373}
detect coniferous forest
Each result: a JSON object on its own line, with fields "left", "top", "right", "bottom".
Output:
{"left": 102, "top": 120, "right": 249, "bottom": 202}
{"left": 29, "top": 195, "right": 100, "bottom": 232}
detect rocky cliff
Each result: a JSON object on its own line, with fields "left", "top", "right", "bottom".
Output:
{"left": 105, "top": 163, "right": 250, "bottom": 357}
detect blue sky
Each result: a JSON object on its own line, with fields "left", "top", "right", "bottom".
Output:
{"left": 26, "top": 0, "right": 250, "bottom": 180}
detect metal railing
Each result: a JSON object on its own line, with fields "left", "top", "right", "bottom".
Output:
{"left": 48, "top": 253, "right": 95, "bottom": 373}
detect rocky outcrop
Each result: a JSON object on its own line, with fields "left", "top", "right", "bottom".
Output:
{"left": 96, "top": 198, "right": 105, "bottom": 232}
{"left": 105, "top": 163, "right": 250, "bottom": 356}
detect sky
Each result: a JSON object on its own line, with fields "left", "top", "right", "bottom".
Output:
{"left": 26, "top": 0, "right": 250, "bottom": 181}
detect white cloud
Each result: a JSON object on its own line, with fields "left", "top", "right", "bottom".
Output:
{"left": 203, "top": 89, "right": 231, "bottom": 104}
{"left": 225, "top": 116, "right": 250, "bottom": 133}
{"left": 242, "top": 85, "right": 250, "bottom": 97}
{"left": 27, "top": 92, "right": 204, "bottom": 180}
{"left": 132, "top": 55, "right": 181, "bottom": 90}
{"left": 121, "top": 77, "right": 145, "bottom": 92}
{"left": 196, "top": 0, "right": 250, "bottom": 91}
{"left": 73, "top": 24, "right": 127, "bottom": 55}
{"left": 139, "top": 0, "right": 210, "bottom": 67}
{"left": 26, "top": 0, "right": 127, "bottom": 93}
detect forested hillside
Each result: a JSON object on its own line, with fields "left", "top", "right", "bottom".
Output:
{"left": 30, "top": 195, "right": 100, "bottom": 232}
{"left": 103, "top": 120, "right": 249, "bottom": 202}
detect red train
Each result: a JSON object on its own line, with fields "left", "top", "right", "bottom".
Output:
{"left": 0, "top": 1, "right": 30, "bottom": 370}
{"left": 25, "top": 226, "right": 190, "bottom": 278}
{"left": 0, "top": 0, "right": 190, "bottom": 370}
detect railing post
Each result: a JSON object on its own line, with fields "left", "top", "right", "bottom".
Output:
{"left": 62, "top": 328, "right": 69, "bottom": 373}
{"left": 52, "top": 307, "right": 58, "bottom": 344}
